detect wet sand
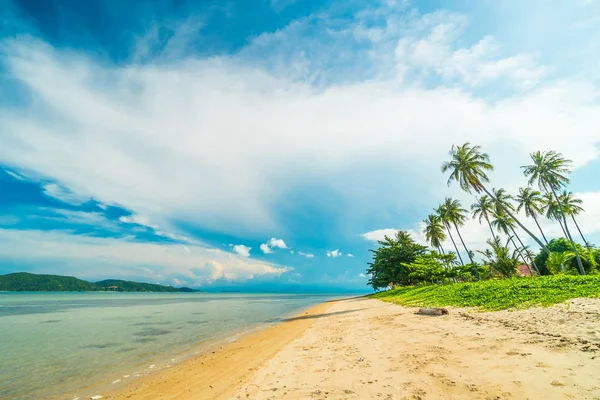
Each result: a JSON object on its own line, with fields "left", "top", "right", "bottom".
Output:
{"left": 108, "top": 297, "right": 600, "bottom": 400}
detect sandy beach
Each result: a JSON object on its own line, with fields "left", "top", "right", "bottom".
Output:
{"left": 107, "top": 297, "right": 600, "bottom": 400}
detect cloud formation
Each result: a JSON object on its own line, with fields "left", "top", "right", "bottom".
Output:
{"left": 260, "top": 237, "right": 288, "bottom": 254}
{"left": 327, "top": 249, "right": 342, "bottom": 258}
{"left": 0, "top": 229, "right": 290, "bottom": 286}
{"left": 230, "top": 244, "right": 252, "bottom": 257}
{"left": 2, "top": 3, "right": 600, "bottom": 248}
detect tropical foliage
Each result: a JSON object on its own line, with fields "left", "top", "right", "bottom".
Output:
{"left": 366, "top": 142, "right": 598, "bottom": 293}
{"left": 371, "top": 275, "right": 600, "bottom": 311}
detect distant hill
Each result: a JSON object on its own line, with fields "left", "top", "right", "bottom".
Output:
{"left": 0, "top": 272, "right": 197, "bottom": 292}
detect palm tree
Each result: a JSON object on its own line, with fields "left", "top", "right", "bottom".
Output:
{"left": 522, "top": 151, "right": 585, "bottom": 275}
{"left": 546, "top": 251, "right": 575, "bottom": 275}
{"left": 515, "top": 187, "right": 548, "bottom": 244}
{"left": 542, "top": 192, "right": 568, "bottom": 237}
{"left": 471, "top": 196, "right": 496, "bottom": 240}
{"left": 490, "top": 209, "right": 539, "bottom": 274}
{"left": 559, "top": 191, "right": 588, "bottom": 247}
{"left": 423, "top": 214, "right": 447, "bottom": 255}
{"left": 490, "top": 188, "right": 540, "bottom": 274}
{"left": 442, "top": 197, "right": 480, "bottom": 279}
{"left": 441, "top": 143, "right": 550, "bottom": 255}
{"left": 436, "top": 203, "right": 465, "bottom": 266}
{"left": 490, "top": 210, "right": 520, "bottom": 252}
{"left": 478, "top": 237, "right": 520, "bottom": 278}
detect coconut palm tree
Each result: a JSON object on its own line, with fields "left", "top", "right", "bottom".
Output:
{"left": 559, "top": 191, "right": 588, "bottom": 247}
{"left": 522, "top": 151, "right": 585, "bottom": 275}
{"left": 490, "top": 209, "right": 539, "bottom": 274}
{"left": 542, "top": 192, "right": 568, "bottom": 237}
{"left": 471, "top": 196, "right": 496, "bottom": 240}
{"left": 423, "top": 214, "right": 447, "bottom": 255}
{"left": 515, "top": 187, "right": 548, "bottom": 244}
{"left": 441, "top": 197, "right": 480, "bottom": 279}
{"left": 491, "top": 211, "right": 521, "bottom": 252}
{"left": 436, "top": 203, "right": 465, "bottom": 266}
{"left": 441, "top": 143, "right": 550, "bottom": 255}
{"left": 478, "top": 237, "right": 520, "bottom": 278}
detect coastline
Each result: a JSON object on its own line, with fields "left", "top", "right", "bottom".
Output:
{"left": 106, "top": 296, "right": 600, "bottom": 399}
{"left": 103, "top": 298, "right": 338, "bottom": 400}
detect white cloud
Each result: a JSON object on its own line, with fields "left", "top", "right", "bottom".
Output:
{"left": 43, "top": 183, "right": 90, "bottom": 206}
{"left": 1, "top": 3, "right": 600, "bottom": 249}
{"left": 327, "top": 249, "right": 342, "bottom": 258}
{"left": 260, "top": 243, "right": 274, "bottom": 254}
{"left": 361, "top": 228, "right": 399, "bottom": 241}
{"left": 267, "top": 238, "right": 287, "bottom": 249}
{"left": 0, "top": 229, "right": 291, "bottom": 286}
{"left": 119, "top": 213, "right": 193, "bottom": 243}
{"left": 347, "top": 253, "right": 355, "bottom": 257}
{"left": 298, "top": 251, "right": 314, "bottom": 258}
{"left": 4, "top": 169, "right": 25, "bottom": 180}
{"left": 259, "top": 237, "right": 287, "bottom": 254}
{"left": 230, "top": 244, "right": 251, "bottom": 257}
{"left": 358, "top": 273, "right": 366, "bottom": 278}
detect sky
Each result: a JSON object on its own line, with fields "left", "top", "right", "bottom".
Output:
{"left": 1, "top": 0, "right": 600, "bottom": 292}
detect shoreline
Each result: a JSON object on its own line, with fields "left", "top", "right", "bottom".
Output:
{"left": 103, "top": 299, "right": 339, "bottom": 400}
{"left": 109, "top": 296, "right": 600, "bottom": 399}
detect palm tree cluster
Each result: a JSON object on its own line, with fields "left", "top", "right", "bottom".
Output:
{"left": 423, "top": 143, "right": 591, "bottom": 277}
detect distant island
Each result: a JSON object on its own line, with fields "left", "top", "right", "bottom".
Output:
{"left": 0, "top": 272, "right": 197, "bottom": 292}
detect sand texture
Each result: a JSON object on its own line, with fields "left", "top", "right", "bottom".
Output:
{"left": 236, "top": 297, "right": 599, "bottom": 400}
{"left": 108, "top": 297, "right": 600, "bottom": 400}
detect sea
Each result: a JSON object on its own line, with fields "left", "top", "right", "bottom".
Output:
{"left": 0, "top": 292, "right": 349, "bottom": 400}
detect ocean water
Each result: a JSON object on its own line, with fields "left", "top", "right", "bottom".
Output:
{"left": 0, "top": 292, "right": 344, "bottom": 400}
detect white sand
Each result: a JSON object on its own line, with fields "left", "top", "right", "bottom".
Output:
{"left": 236, "top": 297, "right": 600, "bottom": 399}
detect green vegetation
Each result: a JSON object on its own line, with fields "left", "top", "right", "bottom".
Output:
{"left": 366, "top": 143, "right": 600, "bottom": 308}
{"left": 0, "top": 272, "right": 197, "bottom": 292}
{"left": 371, "top": 275, "right": 600, "bottom": 311}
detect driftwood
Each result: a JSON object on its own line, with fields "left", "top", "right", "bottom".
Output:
{"left": 415, "top": 307, "right": 449, "bottom": 316}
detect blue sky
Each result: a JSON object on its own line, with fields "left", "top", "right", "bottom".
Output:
{"left": 1, "top": 0, "right": 600, "bottom": 291}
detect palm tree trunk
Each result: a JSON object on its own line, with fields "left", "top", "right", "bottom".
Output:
{"left": 510, "top": 226, "right": 540, "bottom": 275}
{"left": 445, "top": 224, "right": 464, "bottom": 266}
{"left": 531, "top": 214, "right": 548, "bottom": 245}
{"left": 551, "top": 187, "right": 585, "bottom": 275}
{"left": 484, "top": 215, "right": 497, "bottom": 241}
{"left": 557, "top": 218, "right": 568, "bottom": 238}
{"left": 507, "top": 235, "right": 531, "bottom": 275}
{"left": 482, "top": 187, "right": 550, "bottom": 255}
{"left": 454, "top": 224, "right": 481, "bottom": 280}
{"left": 571, "top": 215, "right": 589, "bottom": 247}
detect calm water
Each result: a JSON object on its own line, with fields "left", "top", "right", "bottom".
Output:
{"left": 0, "top": 292, "right": 345, "bottom": 400}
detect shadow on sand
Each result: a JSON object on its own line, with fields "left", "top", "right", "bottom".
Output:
{"left": 281, "top": 308, "right": 365, "bottom": 322}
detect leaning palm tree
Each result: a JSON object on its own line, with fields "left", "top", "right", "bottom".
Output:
{"left": 542, "top": 192, "right": 568, "bottom": 237}
{"left": 491, "top": 211, "right": 520, "bottom": 252}
{"left": 491, "top": 188, "right": 515, "bottom": 213}
{"left": 442, "top": 197, "right": 480, "bottom": 279}
{"left": 441, "top": 143, "right": 550, "bottom": 255}
{"left": 423, "top": 214, "right": 447, "bottom": 255}
{"left": 436, "top": 203, "right": 465, "bottom": 266}
{"left": 515, "top": 187, "right": 548, "bottom": 244}
{"left": 559, "top": 191, "right": 588, "bottom": 247}
{"left": 478, "top": 236, "right": 520, "bottom": 278}
{"left": 471, "top": 196, "right": 496, "bottom": 240}
{"left": 490, "top": 209, "right": 539, "bottom": 274}
{"left": 522, "top": 151, "right": 585, "bottom": 275}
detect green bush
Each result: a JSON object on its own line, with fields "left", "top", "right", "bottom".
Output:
{"left": 534, "top": 238, "right": 597, "bottom": 275}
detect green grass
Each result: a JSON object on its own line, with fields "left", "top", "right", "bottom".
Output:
{"left": 370, "top": 275, "right": 600, "bottom": 311}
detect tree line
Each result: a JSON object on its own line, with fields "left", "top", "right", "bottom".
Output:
{"left": 367, "top": 143, "right": 599, "bottom": 290}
